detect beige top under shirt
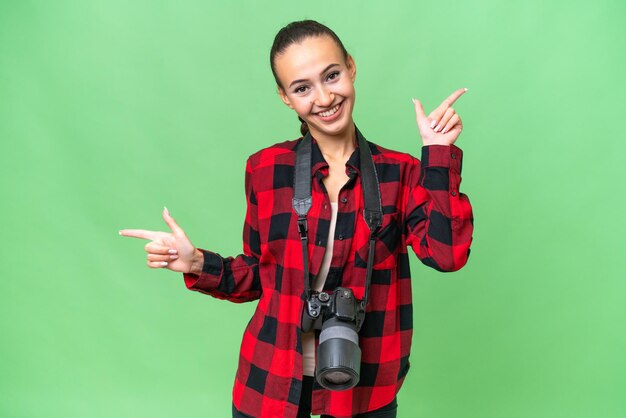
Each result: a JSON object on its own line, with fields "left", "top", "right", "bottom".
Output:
{"left": 302, "top": 201, "right": 339, "bottom": 377}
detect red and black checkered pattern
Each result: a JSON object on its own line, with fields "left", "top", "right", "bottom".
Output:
{"left": 182, "top": 126, "right": 473, "bottom": 418}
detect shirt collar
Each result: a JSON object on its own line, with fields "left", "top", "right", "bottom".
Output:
{"left": 307, "top": 123, "right": 367, "bottom": 177}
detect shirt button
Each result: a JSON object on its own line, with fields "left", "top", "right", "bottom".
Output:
{"left": 451, "top": 153, "right": 456, "bottom": 159}
{"left": 338, "top": 234, "right": 344, "bottom": 240}
{"left": 324, "top": 204, "right": 328, "bottom": 209}
{"left": 451, "top": 191, "right": 457, "bottom": 196}
{"left": 341, "top": 197, "right": 348, "bottom": 204}
{"left": 317, "top": 240, "right": 322, "bottom": 245}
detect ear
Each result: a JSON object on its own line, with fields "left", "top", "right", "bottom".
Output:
{"left": 346, "top": 54, "right": 356, "bottom": 82}
{"left": 277, "top": 85, "right": 294, "bottom": 109}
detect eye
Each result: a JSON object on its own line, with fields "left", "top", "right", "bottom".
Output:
{"left": 327, "top": 71, "right": 340, "bottom": 80}
{"left": 294, "top": 85, "right": 308, "bottom": 94}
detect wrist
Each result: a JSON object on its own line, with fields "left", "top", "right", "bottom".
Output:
{"left": 422, "top": 141, "right": 452, "bottom": 147}
{"left": 188, "top": 248, "right": 204, "bottom": 275}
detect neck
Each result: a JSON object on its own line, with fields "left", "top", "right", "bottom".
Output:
{"left": 309, "top": 123, "right": 357, "bottom": 163}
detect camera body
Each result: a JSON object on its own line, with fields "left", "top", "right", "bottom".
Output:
{"left": 301, "top": 287, "right": 365, "bottom": 333}
{"left": 301, "top": 287, "right": 366, "bottom": 391}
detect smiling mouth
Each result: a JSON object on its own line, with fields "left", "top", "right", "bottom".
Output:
{"left": 316, "top": 101, "right": 342, "bottom": 117}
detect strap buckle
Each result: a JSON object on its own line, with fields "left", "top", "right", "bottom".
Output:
{"left": 297, "top": 217, "right": 308, "bottom": 239}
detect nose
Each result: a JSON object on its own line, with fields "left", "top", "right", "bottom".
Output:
{"left": 314, "top": 86, "right": 334, "bottom": 108}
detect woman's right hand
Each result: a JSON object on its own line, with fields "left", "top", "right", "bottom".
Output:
{"left": 119, "top": 207, "right": 203, "bottom": 274}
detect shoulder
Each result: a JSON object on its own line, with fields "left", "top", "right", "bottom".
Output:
{"left": 246, "top": 137, "right": 301, "bottom": 172}
{"left": 368, "top": 139, "right": 421, "bottom": 177}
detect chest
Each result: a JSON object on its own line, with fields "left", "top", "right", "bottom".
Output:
{"left": 321, "top": 162, "right": 350, "bottom": 203}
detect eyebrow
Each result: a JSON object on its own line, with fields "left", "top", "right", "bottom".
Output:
{"left": 288, "top": 63, "right": 341, "bottom": 89}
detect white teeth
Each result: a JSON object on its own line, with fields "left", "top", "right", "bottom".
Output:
{"left": 318, "top": 103, "right": 340, "bottom": 117}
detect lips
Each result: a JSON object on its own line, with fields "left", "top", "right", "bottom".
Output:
{"left": 315, "top": 101, "right": 343, "bottom": 121}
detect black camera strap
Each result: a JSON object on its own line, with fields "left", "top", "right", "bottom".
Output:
{"left": 292, "top": 126, "right": 382, "bottom": 308}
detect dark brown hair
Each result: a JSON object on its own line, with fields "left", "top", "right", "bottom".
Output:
{"left": 270, "top": 20, "right": 350, "bottom": 136}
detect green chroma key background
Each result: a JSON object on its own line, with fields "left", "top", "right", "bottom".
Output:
{"left": 1, "top": 1, "right": 624, "bottom": 417}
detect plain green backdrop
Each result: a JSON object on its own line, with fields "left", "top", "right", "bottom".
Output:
{"left": 1, "top": 0, "right": 625, "bottom": 417}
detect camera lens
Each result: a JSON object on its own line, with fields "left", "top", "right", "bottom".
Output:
{"left": 315, "top": 317, "right": 361, "bottom": 391}
{"left": 323, "top": 371, "right": 351, "bottom": 385}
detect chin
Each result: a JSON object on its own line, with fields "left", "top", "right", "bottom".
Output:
{"left": 311, "top": 122, "right": 351, "bottom": 138}
{"left": 310, "top": 112, "right": 354, "bottom": 137}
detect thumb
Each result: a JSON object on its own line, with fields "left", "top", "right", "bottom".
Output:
{"left": 412, "top": 98, "right": 426, "bottom": 119}
{"left": 162, "top": 206, "right": 185, "bottom": 237}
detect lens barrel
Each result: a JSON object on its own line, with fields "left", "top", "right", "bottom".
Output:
{"left": 315, "top": 317, "right": 361, "bottom": 390}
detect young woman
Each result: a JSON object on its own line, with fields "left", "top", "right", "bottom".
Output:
{"left": 120, "top": 20, "right": 473, "bottom": 418}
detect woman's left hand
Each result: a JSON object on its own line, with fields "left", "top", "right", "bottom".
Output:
{"left": 412, "top": 87, "right": 467, "bottom": 146}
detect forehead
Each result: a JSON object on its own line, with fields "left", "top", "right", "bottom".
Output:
{"left": 274, "top": 36, "right": 344, "bottom": 83}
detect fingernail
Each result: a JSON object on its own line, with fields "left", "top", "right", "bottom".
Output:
{"left": 441, "top": 128, "right": 447, "bottom": 134}
{"left": 161, "top": 261, "right": 168, "bottom": 266}
{"left": 464, "top": 87, "right": 468, "bottom": 91}
{"left": 429, "top": 120, "right": 436, "bottom": 129}
{"left": 164, "top": 206, "right": 169, "bottom": 214}
{"left": 412, "top": 98, "right": 416, "bottom": 104}
{"left": 118, "top": 231, "right": 122, "bottom": 235}
{"left": 434, "top": 125, "right": 441, "bottom": 132}
{"left": 169, "top": 255, "right": 178, "bottom": 260}
{"left": 168, "top": 249, "right": 178, "bottom": 254}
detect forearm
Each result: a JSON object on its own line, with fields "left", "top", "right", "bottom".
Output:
{"left": 405, "top": 144, "right": 474, "bottom": 271}
{"left": 182, "top": 248, "right": 262, "bottom": 302}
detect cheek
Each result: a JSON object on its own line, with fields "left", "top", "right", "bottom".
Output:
{"left": 338, "top": 82, "right": 355, "bottom": 99}
{"left": 292, "top": 101, "right": 313, "bottom": 117}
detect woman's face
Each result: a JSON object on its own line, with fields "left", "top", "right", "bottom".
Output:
{"left": 274, "top": 35, "right": 356, "bottom": 140}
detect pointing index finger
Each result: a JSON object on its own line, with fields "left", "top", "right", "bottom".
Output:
{"left": 443, "top": 87, "right": 468, "bottom": 107}
{"left": 429, "top": 88, "right": 468, "bottom": 121}
{"left": 119, "top": 229, "right": 159, "bottom": 241}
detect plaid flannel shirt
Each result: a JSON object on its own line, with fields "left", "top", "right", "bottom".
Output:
{"left": 182, "top": 125, "right": 474, "bottom": 418}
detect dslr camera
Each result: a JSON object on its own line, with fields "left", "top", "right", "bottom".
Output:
{"left": 301, "top": 286, "right": 366, "bottom": 391}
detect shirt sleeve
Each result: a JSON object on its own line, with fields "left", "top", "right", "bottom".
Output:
{"left": 403, "top": 144, "right": 474, "bottom": 272}
{"left": 181, "top": 157, "right": 262, "bottom": 302}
